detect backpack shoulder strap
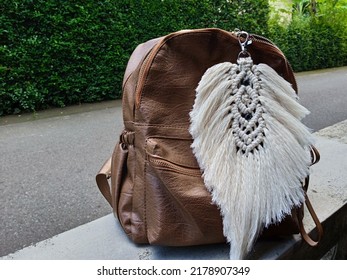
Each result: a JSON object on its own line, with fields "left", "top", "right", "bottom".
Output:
{"left": 96, "top": 157, "right": 112, "bottom": 207}
{"left": 299, "top": 190, "right": 324, "bottom": 246}
{"left": 298, "top": 146, "right": 323, "bottom": 246}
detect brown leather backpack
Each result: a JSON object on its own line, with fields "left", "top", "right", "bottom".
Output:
{"left": 96, "top": 28, "right": 322, "bottom": 250}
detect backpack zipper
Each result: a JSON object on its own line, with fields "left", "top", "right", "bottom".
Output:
{"left": 135, "top": 32, "right": 181, "bottom": 108}
{"left": 249, "top": 33, "right": 297, "bottom": 90}
{"left": 233, "top": 30, "right": 297, "bottom": 92}
{"left": 147, "top": 154, "right": 202, "bottom": 177}
{"left": 135, "top": 29, "right": 296, "bottom": 108}
{"left": 135, "top": 29, "right": 233, "bottom": 108}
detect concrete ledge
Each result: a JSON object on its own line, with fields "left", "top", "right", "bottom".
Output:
{"left": 2, "top": 121, "right": 347, "bottom": 260}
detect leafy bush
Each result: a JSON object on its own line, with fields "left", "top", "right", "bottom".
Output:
{"left": 2, "top": 0, "right": 347, "bottom": 116}
{"left": 269, "top": 0, "right": 347, "bottom": 72}
{"left": 1, "top": 0, "right": 269, "bottom": 116}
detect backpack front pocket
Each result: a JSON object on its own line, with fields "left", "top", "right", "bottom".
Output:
{"left": 144, "top": 137, "right": 225, "bottom": 246}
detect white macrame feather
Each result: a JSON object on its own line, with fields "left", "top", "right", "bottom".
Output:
{"left": 189, "top": 57, "right": 314, "bottom": 259}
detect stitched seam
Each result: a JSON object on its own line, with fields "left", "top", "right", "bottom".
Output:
{"left": 143, "top": 138, "right": 149, "bottom": 240}
{"left": 134, "top": 123, "right": 189, "bottom": 129}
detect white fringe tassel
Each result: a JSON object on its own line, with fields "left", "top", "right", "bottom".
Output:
{"left": 189, "top": 57, "right": 314, "bottom": 259}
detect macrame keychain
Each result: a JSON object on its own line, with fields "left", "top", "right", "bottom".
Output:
{"left": 189, "top": 31, "right": 315, "bottom": 259}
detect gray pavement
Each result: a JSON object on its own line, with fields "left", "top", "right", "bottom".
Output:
{"left": 1, "top": 66, "right": 347, "bottom": 257}
{"left": 0, "top": 101, "right": 123, "bottom": 256}
{"left": 2, "top": 119, "right": 347, "bottom": 260}
{"left": 296, "top": 67, "right": 347, "bottom": 131}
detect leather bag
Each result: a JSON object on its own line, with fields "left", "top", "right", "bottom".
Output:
{"left": 96, "top": 28, "right": 323, "bottom": 249}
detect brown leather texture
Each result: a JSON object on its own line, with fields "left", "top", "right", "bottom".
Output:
{"left": 111, "top": 28, "right": 302, "bottom": 246}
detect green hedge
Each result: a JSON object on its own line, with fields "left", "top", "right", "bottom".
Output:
{"left": 269, "top": 8, "right": 347, "bottom": 72}
{"left": 1, "top": 0, "right": 346, "bottom": 116}
{"left": 0, "top": 0, "right": 269, "bottom": 116}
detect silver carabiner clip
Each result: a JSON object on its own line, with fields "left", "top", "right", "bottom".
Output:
{"left": 237, "top": 31, "right": 252, "bottom": 58}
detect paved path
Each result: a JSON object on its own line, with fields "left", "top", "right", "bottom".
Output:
{"left": 2, "top": 112, "right": 347, "bottom": 260}
{"left": 0, "top": 101, "right": 123, "bottom": 256}
{"left": 296, "top": 67, "right": 347, "bottom": 131}
{"left": 0, "top": 67, "right": 347, "bottom": 257}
